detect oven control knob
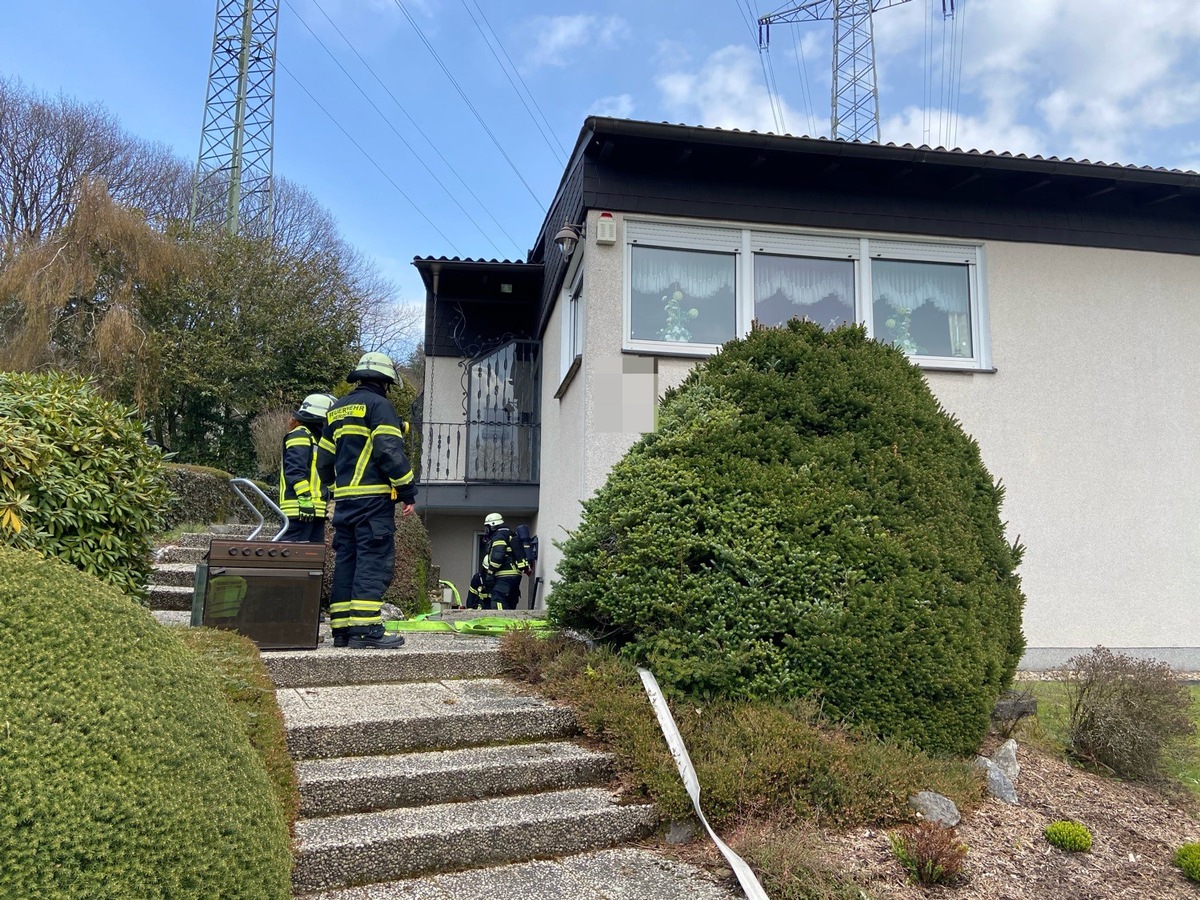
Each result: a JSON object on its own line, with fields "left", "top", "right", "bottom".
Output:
{"left": 255, "top": 548, "right": 264, "bottom": 556}
{"left": 280, "top": 549, "right": 291, "bottom": 557}
{"left": 242, "top": 548, "right": 252, "bottom": 556}
{"left": 228, "top": 548, "right": 238, "bottom": 556}
{"left": 268, "top": 549, "right": 278, "bottom": 557}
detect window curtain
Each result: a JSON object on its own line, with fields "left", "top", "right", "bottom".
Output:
{"left": 872, "top": 260, "right": 969, "bottom": 314}
{"left": 754, "top": 255, "right": 853, "bottom": 307}
{"left": 632, "top": 246, "right": 734, "bottom": 299}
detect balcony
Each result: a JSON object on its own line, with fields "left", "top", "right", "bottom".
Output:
{"left": 417, "top": 421, "right": 540, "bottom": 513}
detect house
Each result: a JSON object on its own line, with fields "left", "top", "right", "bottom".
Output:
{"left": 414, "top": 117, "right": 1200, "bottom": 669}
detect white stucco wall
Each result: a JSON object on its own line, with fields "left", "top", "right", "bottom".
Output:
{"left": 534, "top": 210, "right": 1200, "bottom": 659}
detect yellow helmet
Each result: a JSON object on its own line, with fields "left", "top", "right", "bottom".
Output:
{"left": 295, "top": 392, "right": 336, "bottom": 425}
{"left": 484, "top": 512, "right": 504, "bottom": 527}
{"left": 349, "top": 351, "right": 397, "bottom": 385}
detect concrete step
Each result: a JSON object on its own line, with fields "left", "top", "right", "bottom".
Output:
{"left": 278, "top": 679, "right": 575, "bottom": 760}
{"left": 291, "top": 788, "right": 658, "bottom": 894}
{"left": 153, "top": 544, "right": 208, "bottom": 565}
{"left": 297, "top": 741, "right": 614, "bottom": 818}
{"left": 148, "top": 562, "right": 198, "bottom": 588}
{"left": 174, "top": 531, "right": 218, "bottom": 550}
{"left": 152, "top": 610, "right": 190, "bottom": 627}
{"left": 265, "top": 634, "right": 504, "bottom": 689}
{"left": 298, "top": 848, "right": 740, "bottom": 900}
{"left": 148, "top": 584, "right": 193, "bottom": 611}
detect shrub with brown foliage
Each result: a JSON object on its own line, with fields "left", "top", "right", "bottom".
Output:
{"left": 1063, "top": 646, "right": 1195, "bottom": 781}
{"left": 889, "top": 822, "right": 968, "bottom": 885}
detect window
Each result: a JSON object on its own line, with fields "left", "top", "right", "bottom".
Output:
{"left": 624, "top": 220, "right": 989, "bottom": 370}
{"left": 557, "top": 265, "right": 584, "bottom": 395}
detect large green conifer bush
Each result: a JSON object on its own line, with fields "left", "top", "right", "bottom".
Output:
{"left": 0, "top": 372, "right": 170, "bottom": 596}
{"left": 550, "top": 322, "right": 1025, "bottom": 755}
{"left": 0, "top": 546, "right": 292, "bottom": 899}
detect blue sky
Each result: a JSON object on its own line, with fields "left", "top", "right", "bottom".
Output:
{"left": 4, "top": 0, "right": 1200, "bottom": 307}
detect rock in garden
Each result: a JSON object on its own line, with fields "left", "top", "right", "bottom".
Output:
{"left": 991, "top": 738, "right": 1020, "bottom": 783}
{"left": 665, "top": 819, "right": 699, "bottom": 844}
{"left": 908, "top": 791, "right": 961, "bottom": 826}
{"left": 975, "top": 756, "right": 1018, "bottom": 804}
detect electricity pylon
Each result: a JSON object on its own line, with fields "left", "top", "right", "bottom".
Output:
{"left": 190, "top": 0, "right": 279, "bottom": 236}
{"left": 759, "top": 0, "right": 954, "bottom": 142}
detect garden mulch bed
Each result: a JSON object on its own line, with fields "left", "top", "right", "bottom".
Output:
{"left": 666, "top": 744, "right": 1200, "bottom": 899}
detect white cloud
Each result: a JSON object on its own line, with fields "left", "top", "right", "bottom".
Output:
{"left": 589, "top": 94, "right": 635, "bottom": 119}
{"left": 955, "top": 0, "right": 1200, "bottom": 162}
{"left": 656, "top": 45, "right": 805, "bottom": 134}
{"left": 882, "top": 104, "right": 1045, "bottom": 156}
{"left": 522, "top": 15, "right": 630, "bottom": 69}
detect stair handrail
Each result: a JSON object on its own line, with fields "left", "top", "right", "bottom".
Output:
{"left": 228, "top": 478, "right": 288, "bottom": 541}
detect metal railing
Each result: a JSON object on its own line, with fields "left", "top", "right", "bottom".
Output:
{"left": 420, "top": 421, "right": 540, "bottom": 484}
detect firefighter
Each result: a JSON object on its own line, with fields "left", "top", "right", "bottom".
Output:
{"left": 278, "top": 392, "right": 336, "bottom": 543}
{"left": 316, "top": 352, "right": 416, "bottom": 649}
{"left": 465, "top": 572, "right": 491, "bottom": 609}
{"left": 479, "top": 512, "right": 528, "bottom": 611}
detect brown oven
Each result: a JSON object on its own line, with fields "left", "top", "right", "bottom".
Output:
{"left": 195, "top": 539, "right": 325, "bottom": 650}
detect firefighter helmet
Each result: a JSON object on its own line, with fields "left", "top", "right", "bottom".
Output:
{"left": 349, "top": 351, "right": 397, "bottom": 385}
{"left": 484, "top": 512, "right": 504, "bottom": 527}
{"left": 294, "top": 392, "right": 336, "bottom": 425}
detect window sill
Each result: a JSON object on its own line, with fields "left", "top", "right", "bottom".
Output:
{"left": 554, "top": 355, "right": 582, "bottom": 399}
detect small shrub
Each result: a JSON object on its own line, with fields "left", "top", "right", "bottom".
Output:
{"left": 499, "top": 627, "right": 586, "bottom": 684}
{"left": 889, "top": 822, "right": 968, "bottom": 885}
{"left": 550, "top": 321, "right": 1026, "bottom": 755}
{"left": 0, "top": 419, "right": 48, "bottom": 546}
{"left": 1043, "top": 820, "right": 1093, "bottom": 852}
{"left": 0, "top": 546, "right": 292, "bottom": 898}
{"left": 0, "top": 371, "right": 171, "bottom": 596}
{"left": 1175, "top": 843, "right": 1200, "bottom": 883}
{"left": 1063, "top": 646, "right": 1195, "bottom": 781}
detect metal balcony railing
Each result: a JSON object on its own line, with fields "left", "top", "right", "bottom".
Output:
{"left": 420, "top": 421, "right": 540, "bottom": 484}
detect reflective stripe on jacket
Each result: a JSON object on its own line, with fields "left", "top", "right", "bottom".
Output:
{"left": 279, "top": 425, "right": 329, "bottom": 516}
{"left": 316, "top": 382, "right": 417, "bottom": 503}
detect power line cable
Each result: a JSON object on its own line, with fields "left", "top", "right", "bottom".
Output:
{"left": 922, "top": 0, "right": 932, "bottom": 144}
{"left": 467, "top": 0, "right": 570, "bottom": 159}
{"left": 391, "top": 0, "right": 546, "bottom": 212}
{"left": 734, "top": 0, "right": 757, "bottom": 40}
{"left": 458, "top": 0, "right": 565, "bottom": 166}
{"left": 305, "top": 0, "right": 525, "bottom": 255}
{"left": 285, "top": 1, "right": 506, "bottom": 256}
{"left": 790, "top": 26, "right": 817, "bottom": 136}
{"left": 278, "top": 60, "right": 461, "bottom": 253}
{"left": 938, "top": 12, "right": 949, "bottom": 145}
{"left": 749, "top": 1, "right": 783, "bottom": 132}
{"left": 951, "top": 0, "right": 968, "bottom": 148}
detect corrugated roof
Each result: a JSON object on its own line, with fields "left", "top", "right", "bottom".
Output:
{"left": 412, "top": 255, "right": 534, "bottom": 266}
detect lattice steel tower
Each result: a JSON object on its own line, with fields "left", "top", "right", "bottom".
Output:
{"left": 191, "top": 0, "right": 279, "bottom": 235}
{"left": 760, "top": 0, "right": 942, "bottom": 142}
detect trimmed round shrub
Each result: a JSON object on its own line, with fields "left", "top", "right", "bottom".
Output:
{"left": 0, "top": 546, "right": 292, "bottom": 899}
{"left": 1176, "top": 843, "right": 1200, "bottom": 883}
{"left": 0, "top": 371, "right": 170, "bottom": 596}
{"left": 550, "top": 322, "right": 1026, "bottom": 755}
{"left": 1044, "top": 820, "right": 1093, "bottom": 852}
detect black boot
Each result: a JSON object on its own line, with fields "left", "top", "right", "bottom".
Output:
{"left": 347, "top": 625, "right": 405, "bottom": 650}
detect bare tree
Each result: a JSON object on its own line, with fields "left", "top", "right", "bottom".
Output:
{"left": 0, "top": 77, "right": 189, "bottom": 262}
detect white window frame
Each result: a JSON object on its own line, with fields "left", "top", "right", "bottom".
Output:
{"left": 623, "top": 218, "right": 992, "bottom": 372}
{"left": 555, "top": 249, "right": 586, "bottom": 398}
{"left": 624, "top": 221, "right": 743, "bottom": 357}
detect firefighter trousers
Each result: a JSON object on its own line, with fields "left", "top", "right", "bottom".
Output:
{"left": 329, "top": 495, "right": 396, "bottom": 637}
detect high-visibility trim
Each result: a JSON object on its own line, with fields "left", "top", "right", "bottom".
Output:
{"left": 327, "top": 403, "right": 367, "bottom": 423}
{"left": 345, "top": 614, "right": 385, "bottom": 626}
{"left": 332, "top": 484, "right": 392, "bottom": 498}
{"left": 389, "top": 470, "right": 415, "bottom": 487}
{"left": 332, "top": 424, "right": 371, "bottom": 440}
{"left": 285, "top": 436, "right": 309, "bottom": 449}
{"left": 351, "top": 438, "right": 374, "bottom": 486}
{"left": 348, "top": 600, "right": 383, "bottom": 612}
{"left": 329, "top": 601, "right": 353, "bottom": 614}
{"left": 373, "top": 424, "right": 405, "bottom": 439}
{"left": 318, "top": 437, "right": 336, "bottom": 453}
{"left": 294, "top": 479, "right": 311, "bottom": 495}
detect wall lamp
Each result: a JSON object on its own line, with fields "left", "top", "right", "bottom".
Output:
{"left": 553, "top": 222, "right": 585, "bottom": 258}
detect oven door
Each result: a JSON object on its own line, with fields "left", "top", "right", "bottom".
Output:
{"left": 202, "top": 566, "right": 322, "bottom": 650}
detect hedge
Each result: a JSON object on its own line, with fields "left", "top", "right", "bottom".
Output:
{"left": 0, "top": 545, "right": 292, "bottom": 899}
